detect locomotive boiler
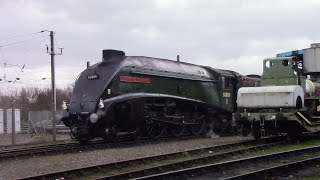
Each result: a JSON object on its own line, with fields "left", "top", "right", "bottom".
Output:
{"left": 61, "top": 50, "right": 259, "bottom": 142}
{"left": 234, "top": 43, "right": 320, "bottom": 140}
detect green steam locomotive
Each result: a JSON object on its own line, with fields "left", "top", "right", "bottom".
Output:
{"left": 60, "top": 50, "right": 259, "bottom": 142}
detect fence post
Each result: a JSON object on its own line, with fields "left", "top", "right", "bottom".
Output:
{"left": 12, "top": 104, "right": 16, "bottom": 146}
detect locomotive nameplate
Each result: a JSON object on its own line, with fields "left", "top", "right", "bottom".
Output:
{"left": 120, "top": 76, "right": 151, "bottom": 83}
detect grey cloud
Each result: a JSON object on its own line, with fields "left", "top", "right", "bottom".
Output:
{"left": 1, "top": 0, "right": 320, "bottom": 87}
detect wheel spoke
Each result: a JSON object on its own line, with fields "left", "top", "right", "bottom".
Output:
{"left": 191, "top": 121, "right": 205, "bottom": 135}
{"left": 169, "top": 125, "right": 185, "bottom": 137}
{"left": 147, "top": 122, "right": 165, "bottom": 139}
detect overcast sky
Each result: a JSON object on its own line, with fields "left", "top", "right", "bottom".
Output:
{"left": 1, "top": 0, "right": 320, "bottom": 92}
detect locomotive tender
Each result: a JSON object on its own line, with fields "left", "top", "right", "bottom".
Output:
{"left": 234, "top": 43, "right": 320, "bottom": 140}
{"left": 61, "top": 50, "right": 259, "bottom": 142}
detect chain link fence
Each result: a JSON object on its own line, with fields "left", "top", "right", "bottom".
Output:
{"left": 0, "top": 104, "right": 71, "bottom": 147}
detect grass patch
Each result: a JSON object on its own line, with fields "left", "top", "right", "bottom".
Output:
{"left": 251, "top": 139, "right": 320, "bottom": 156}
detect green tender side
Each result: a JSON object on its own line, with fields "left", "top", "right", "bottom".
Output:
{"left": 110, "top": 67, "right": 223, "bottom": 108}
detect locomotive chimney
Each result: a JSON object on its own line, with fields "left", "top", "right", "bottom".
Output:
{"left": 87, "top": 61, "right": 90, "bottom": 68}
{"left": 177, "top": 55, "right": 180, "bottom": 62}
{"left": 102, "top": 49, "right": 125, "bottom": 61}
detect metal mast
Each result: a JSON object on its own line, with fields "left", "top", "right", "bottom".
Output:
{"left": 50, "top": 31, "right": 57, "bottom": 141}
{"left": 43, "top": 30, "right": 63, "bottom": 141}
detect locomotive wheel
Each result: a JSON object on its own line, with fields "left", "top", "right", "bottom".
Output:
{"left": 70, "top": 126, "right": 77, "bottom": 139}
{"left": 168, "top": 125, "right": 186, "bottom": 137}
{"left": 190, "top": 120, "right": 205, "bottom": 135}
{"left": 103, "top": 131, "right": 116, "bottom": 142}
{"left": 242, "top": 129, "right": 249, "bottom": 137}
{"left": 133, "top": 126, "right": 144, "bottom": 140}
{"left": 239, "top": 125, "right": 249, "bottom": 137}
{"left": 79, "top": 138, "right": 89, "bottom": 144}
{"left": 146, "top": 122, "right": 165, "bottom": 139}
{"left": 215, "top": 115, "right": 230, "bottom": 134}
{"left": 286, "top": 131, "right": 302, "bottom": 143}
{"left": 202, "top": 121, "right": 214, "bottom": 136}
{"left": 253, "top": 132, "right": 261, "bottom": 141}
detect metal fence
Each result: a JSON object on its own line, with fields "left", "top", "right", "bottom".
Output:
{"left": 0, "top": 106, "right": 71, "bottom": 147}
{"left": 28, "top": 110, "right": 69, "bottom": 134}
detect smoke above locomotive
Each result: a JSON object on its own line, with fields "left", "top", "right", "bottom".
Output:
{"left": 61, "top": 49, "right": 259, "bottom": 143}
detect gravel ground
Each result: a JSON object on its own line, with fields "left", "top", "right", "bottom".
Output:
{"left": 0, "top": 133, "right": 72, "bottom": 148}
{"left": 0, "top": 135, "right": 253, "bottom": 179}
{"left": 276, "top": 165, "right": 320, "bottom": 179}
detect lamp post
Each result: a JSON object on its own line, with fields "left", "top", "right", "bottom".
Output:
{"left": 41, "top": 30, "right": 63, "bottom": 141}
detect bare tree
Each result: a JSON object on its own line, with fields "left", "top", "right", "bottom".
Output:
{"left": 0, "top": 86, "right": 73, "bottom": 124}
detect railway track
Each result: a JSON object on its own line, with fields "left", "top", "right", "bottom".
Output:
{"left": 225, "top": 156, "right": 320, "bottom": 179}
{"left": 20, "top": 137, "right": 283, "bottom": 179}
{"left": 0, "top": 136, "right": 210, "bottom": 161}
{"left": 0, "top": 141, "right": 79, "bottom": 160}
{"left": 135, "top": 144, "right": 320, "bottom": 180}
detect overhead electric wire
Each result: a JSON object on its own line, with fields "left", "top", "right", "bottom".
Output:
{"left": 0, "top": 31, "right": 71, "bottom": 88}
{"left": 0, "top": 48, "right": 6, "bottom": 61}
{"left": 0, "top": 31, "right": 44, "bottom": 42}
{"left": 0, "top": 35, "right": 47, "bottom": 48}
{"left": 41, "top": 34, "right": 49, "bottom": 47}
{"left": 0, "top": 31, "right": 50, "bottom": 83}
{"left": 0, "top": 63, "right": 19, "bottom": 67}
{"left": 13, "top": 64, "right": 25, "bottom": 83}
{"left": 0, "top": 48, "right": 7, "bottom": 82}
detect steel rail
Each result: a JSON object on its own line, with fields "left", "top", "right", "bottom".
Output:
{"left": 19, "top": 137, "right": 283, "bottom": 180}
{"left": 134, "top": 144, "right": 320, "bottom": 180}
{"left": 0, "top": 136, "right": 207, "bottom": 160}
{"left": 224, "top": 156, "right": 320, "bottom": 180}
